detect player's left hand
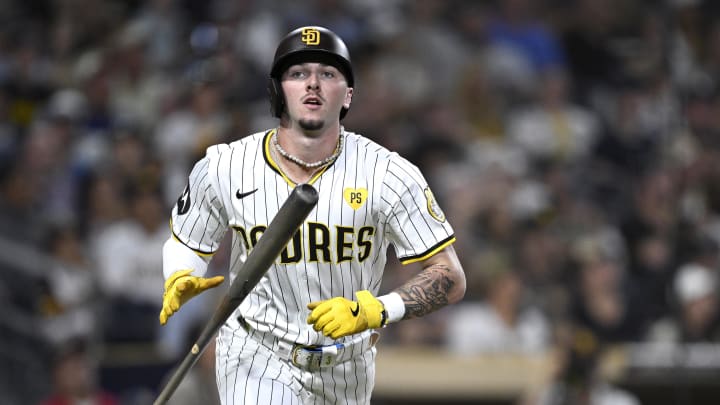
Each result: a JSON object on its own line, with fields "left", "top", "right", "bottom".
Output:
{"left": 307, "top": 290, "right": 386, "bottom": 339}
{"left": 159, "top": 269, "right": 225, "bottom": 325}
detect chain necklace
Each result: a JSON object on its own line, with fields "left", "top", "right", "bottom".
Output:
{"left": 272, "top": 129, "right": 344, "bottom": 169}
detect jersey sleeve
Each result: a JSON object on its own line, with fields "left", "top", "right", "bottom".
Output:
{"left": 381, "top": 155, "right": 455, "bottom": 265}
{"left": 170, "top": 152, "right": 229, "bottom": 256}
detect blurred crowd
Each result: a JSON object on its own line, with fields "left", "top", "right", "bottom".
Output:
{"left": 1, "top": 0, "right": 720, "bottom": 403}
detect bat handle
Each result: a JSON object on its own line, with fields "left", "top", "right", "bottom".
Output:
{"left": 153, "top": 183, "right": 318, "bottom": 404}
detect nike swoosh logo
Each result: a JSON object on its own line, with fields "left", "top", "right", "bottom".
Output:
{"left": 350, "top": 303, "right": 360, "bottom": 317}
{"left": 236, "top": 188, "right": 258, "bottom": 199}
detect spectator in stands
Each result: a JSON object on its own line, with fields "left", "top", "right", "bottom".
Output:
{"left": 91, "top": 182, "right": 167, "bottom": 346}
{"left": 455, "top": 58, "right": 508, "bottom": 141}
{"left": 38, "top": 337, "right": 118, "bottom": 405}
{"left": 620, "top": 168, "right": 682, "bottom": 322}
{"left": 41, "top": 223, "right": 104, "bottom": 346}
{"left": 445, "top": 252, "right": 551, "bottom": 354}
{"left": 107, "top": 19, "right": 174, "bottom": 133}
{"left": 516, "top": 221, "right": 571, "bottom": 325}
{"left": 507, "top": 69, "right": 599, "bottom": 169}
{"left": 78, "top": 171, "right": 128, "bottom": 240}
{"left": 522, "top": 328, "right": 640, "bottom": 405}
{"left": 569, "top": 228, "right": 648, "bottom": 342}
{"left": 154, "top": 77, "right": 230, "bottom": 205}
{"left": 647, "top": 262, "right": 720, "bottom": 343}
{"left": 0, "top": 159, "right": 47, "bottom": 246}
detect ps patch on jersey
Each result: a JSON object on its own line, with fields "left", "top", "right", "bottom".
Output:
{"left": 176, "top": 184, "right": 191, "bottom": 215}
{"left": 424, "top": 187, "right": 446, "bottom": 223}
{"left": 343, "top": 188, "right": 367, "bottom": 210}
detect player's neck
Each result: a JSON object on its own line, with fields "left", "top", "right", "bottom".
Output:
{"left": 277, "top": 124, "right": 341, "bottom": 154}
{"left": 272, "top": 124, "right": 344, "bottom": 182}
{"left": 275, "top": 125, "right": 342, "bottom": 162}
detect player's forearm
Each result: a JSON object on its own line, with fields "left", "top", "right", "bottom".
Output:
{"left": 395, "top": 247, "right": 466, "bottom": 320}
{"left": 395, "top": 264, "right": 461, "bottom": 320}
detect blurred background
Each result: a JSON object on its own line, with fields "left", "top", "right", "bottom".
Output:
{"left": 1, "top": 0, "right": 720, "bottom": 404}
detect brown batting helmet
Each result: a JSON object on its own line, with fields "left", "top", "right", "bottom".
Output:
{"left": 268, "top": 26, "right": 354, "bottom": 119}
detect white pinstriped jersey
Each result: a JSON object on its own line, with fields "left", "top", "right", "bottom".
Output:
{"left": 170, "top": 128, "right": 455, "bottom": 347}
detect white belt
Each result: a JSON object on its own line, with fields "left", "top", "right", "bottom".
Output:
{"left": 242, "top": 319, "right": 378, "bottom": 371}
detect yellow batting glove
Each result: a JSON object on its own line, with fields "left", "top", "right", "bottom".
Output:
{"left": 307, "top": 290, "right": 387, "bottom": 339}
{"left": 159, "top": 269, "right": 224, "bottom": 325}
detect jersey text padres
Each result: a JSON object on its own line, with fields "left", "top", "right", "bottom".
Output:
{"left": 170, "top": 128, "right": 455, "bottom": 347}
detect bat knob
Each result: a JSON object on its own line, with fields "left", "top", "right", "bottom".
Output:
{"left": 294, "top": 184, "right": 319, "bottom": 206}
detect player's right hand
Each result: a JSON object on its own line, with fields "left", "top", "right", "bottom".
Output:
{"left": 306, "top": 290, "right": 387, "bottom": 339}
{"left": 159, "top": 269, "right": 225, "bottom": 325}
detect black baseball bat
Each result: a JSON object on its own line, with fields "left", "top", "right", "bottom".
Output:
{"left": 153, "top": 184, "right": 319, "bottom": 405}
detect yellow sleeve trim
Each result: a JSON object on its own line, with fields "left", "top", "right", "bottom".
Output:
{"left": 399, "top": 236, "right": 456, "bottom": 265}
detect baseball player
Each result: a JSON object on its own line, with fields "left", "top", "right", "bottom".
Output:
{"left": 159, "top": 26, "right": 466, "bottom": 405}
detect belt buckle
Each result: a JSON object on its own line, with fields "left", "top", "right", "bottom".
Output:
{"left": 291, "top": 345, "right": 338, "bottom": 371}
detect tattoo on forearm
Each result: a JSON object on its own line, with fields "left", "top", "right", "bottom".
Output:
{"left": 397, "top": 264, "right": 455, "bottom": 320}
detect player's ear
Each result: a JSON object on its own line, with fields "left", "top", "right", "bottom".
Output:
{"left": 343, "top": 87, "right": 353, "bottom": 110}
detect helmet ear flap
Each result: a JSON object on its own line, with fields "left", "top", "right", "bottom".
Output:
{"left": 268, "top": 77, "right": 284, "bottom": 118}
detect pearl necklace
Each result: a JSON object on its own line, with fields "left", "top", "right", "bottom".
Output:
{"left": 272, "top": 129, "right": 344, "bottom": 169}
